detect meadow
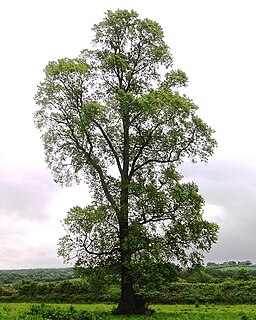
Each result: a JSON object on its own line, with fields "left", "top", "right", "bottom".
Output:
{"left": 0, "top": 303, "right": 256, "bottom": 320}
{"left": 2, "top": 266, "right": 256, "bottom": 319}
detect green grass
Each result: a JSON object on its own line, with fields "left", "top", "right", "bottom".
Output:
{"left": 1, "top": 303, "right": 256, "bottom": 319}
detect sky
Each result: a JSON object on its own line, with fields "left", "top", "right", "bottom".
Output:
{"left": 1, "top": 0, "right": 256, "bottom": 269}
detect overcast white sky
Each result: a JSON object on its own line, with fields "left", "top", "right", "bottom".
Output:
{"left": 1, "top": 0, "right": 256, "bottom": 269}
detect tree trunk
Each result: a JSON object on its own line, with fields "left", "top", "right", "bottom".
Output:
{"left": 113, "top": 203, "right": 148, "bottom": 314}
{"left": 113, "top": 252, "right": 137, "bottom": 314}
{"left": 113, "top": 245, "right": 147, "bottom": 315}
{"left": 113, "top": 103, "right": 147, "bottom": 315}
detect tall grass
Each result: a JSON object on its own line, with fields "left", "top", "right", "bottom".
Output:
{"left": 1, "top": 303, "right": 256, "bottom": 319}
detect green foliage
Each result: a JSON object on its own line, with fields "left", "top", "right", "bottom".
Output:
{"left": 27, "top": 304, "right": 96, "bottom": 320}
{"left": 77, "top": 265, "right": 119, "bottom": 296}
{"left": 58, "top": 206, "right": 119, "bottom": 268}
{"left": 234, "top": 269, "right": 252, "bottom": 281}
{"left": 34, "top": 8, "right": 218, "bottom": 314}
{"left": 182, "top": 265, "right": 217, "bottom": 283}
{"left": 45, "top": 58, "right": 89, "bottom": 76}
{"left": 130, "top": 260, "right": 181, "bottom": 291}
{"left": 205, "top": 265, "right": 256, "bottom": 282}
{"left": 4, "top": 277, "right": 256, "bottom": 305}
{"left": 3, "top": 266, "right": 256, "bottom": 306}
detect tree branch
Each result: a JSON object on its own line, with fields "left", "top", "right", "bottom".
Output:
{"left": 82, "top": 238, "right": 119, "bottom": 256}
{"left": 93, "top": 119, "right": 123, "bottom": 177}
{"left": 128, "top": 124, "right": 159, "bottom": 180}
{"left": 61, "top": 118, "right": 120, "bottom": 214}
{"left": 131, "top": 127, "right": 198, "bottom": 175}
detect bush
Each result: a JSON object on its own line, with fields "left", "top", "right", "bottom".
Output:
{"left": 27, "top": 304, "right": 99, "bottom": 320}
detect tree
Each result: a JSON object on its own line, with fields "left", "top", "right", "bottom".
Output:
{"left": 34, "top": 9, "right": 219, "bottom": 315}
{"left": 206, "top": 262, "right": 219, "bottom": 267}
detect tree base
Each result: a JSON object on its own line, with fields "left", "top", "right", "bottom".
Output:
{"left": 112, "top": 295, "right": 154, "bottom": 315}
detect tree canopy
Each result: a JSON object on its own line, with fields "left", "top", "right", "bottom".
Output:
{"left": 34, "top": 9, "right": 218, "bottom": 315}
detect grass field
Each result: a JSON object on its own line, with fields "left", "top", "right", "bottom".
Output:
{"left": 1, "top": 303, "right": 256, "bottom": 319}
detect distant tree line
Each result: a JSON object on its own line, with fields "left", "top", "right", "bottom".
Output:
{"left": 207, "top": 260, "right": 252, "bottom": 267}
{"left": 0, "top": 268, "right": 76, "bottom": 284}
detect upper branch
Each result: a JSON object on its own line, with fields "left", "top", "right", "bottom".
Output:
{"left": 130, "top": 127, "right": 198, "bottom": 176}
{"left": 66, "top": 123, "right": 119, "bottom": 214}
{"left": 128, "top": 124, "right": 159, "bottom": 181}
{"left": 93, "top": 119, "right": 123, "bottom": 177}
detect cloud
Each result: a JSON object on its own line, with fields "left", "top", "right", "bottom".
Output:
{"left": 203, "top": 203, "right": 226, "bottom": 224}
{"left": 0, "top": 161, "right": 91, "bottom": 269}
{"left": 181, "top": 157, "right": 256, "bottom": 263}
{"left": 0, "top": 164, "right": 58, "bottom": 221}
{"left": 0, "top": 244, "right": 65, "bottom": 270}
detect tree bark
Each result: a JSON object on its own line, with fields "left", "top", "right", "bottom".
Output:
{"left": 113, "top": 229, "right": 147, "bottom": 315}
{"left": 113, "top": 100, "right": 147, "bottom": 315}
{"left": 114, "top": 186, "right": 147, "bottom": 314}
{"left": 113, "top": 248, "right": 137, "bottom": 314}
